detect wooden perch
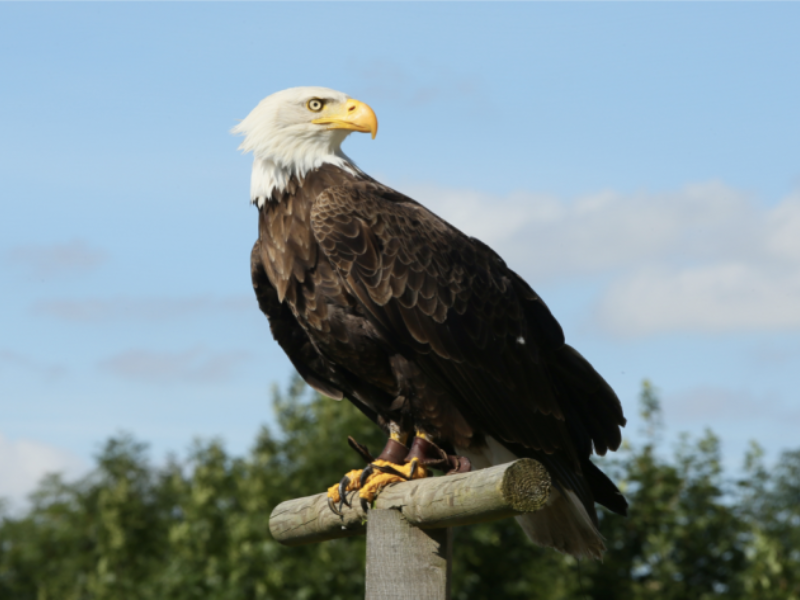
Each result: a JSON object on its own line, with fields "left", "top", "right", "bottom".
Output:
{"left": 269, "top": 458, "right": 551, "bottom": 546}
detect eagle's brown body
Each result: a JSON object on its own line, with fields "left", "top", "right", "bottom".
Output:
{"left": 251, "top": 164, "right": 627, "bottom": 556}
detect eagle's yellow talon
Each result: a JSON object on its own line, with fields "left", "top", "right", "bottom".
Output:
{"left": 326, "top": 460, "right": 428, "bottom": 510}
{"left": 357, "top": 459, "right": 428, "bottom": 504}
{"left": 326, "top": 468, "right": 363, "bottom": 503}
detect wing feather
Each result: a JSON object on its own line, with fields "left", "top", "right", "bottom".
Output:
{"left": 310, "top": 183, "right": 625, "bottom": 464}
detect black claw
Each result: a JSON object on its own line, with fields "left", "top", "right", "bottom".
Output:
{"left": 361, "top": 496, "right": 370, "bottom": 513}
{"left": 348, "top": 436, "right": 375, "bottom": 464}
{"left": 339, "top": 476, "right": 352, "bottom": 508}
{"left": 359, "top": 464, "right": 375, "bottom": 488}
{"left": 328, "top": 496, "right": 342, "bottom": 516}
{"left": 374, "top": 463, "right": 407, "bottom": 478}
{"left": 407, "top": 459, "right": 417, "bottom": 480}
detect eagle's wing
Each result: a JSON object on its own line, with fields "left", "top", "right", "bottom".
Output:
{"left": 311, "top": 182, "right": 625, "bottom": 466}
{"left": 251, "top": 239, "right": 345, "bottom": 401}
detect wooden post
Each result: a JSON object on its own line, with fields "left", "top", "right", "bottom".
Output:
{"left": 268, "top": 459, "right": 551, "bottom": 600}
{"left": 269, "top": 458, "right": 550, "bottom": 545}
{"left": 365, "top": 509, "right": 451, "bottom": 600}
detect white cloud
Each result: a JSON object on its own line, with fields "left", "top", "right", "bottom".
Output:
{"left": 751, "top": 340, "right": 800, "bottom": 367}
{"left": 0, "top": 349, "right": 66, "bottom": 381}
{"left": 99, "top": 345, "right": 251, "bottom": 384}
{"left": 0, "top": 434, "right": 86, "bottom": 508}
{"left": 766, "top": 193, "right": 800, "bottom": 262}
{"left": 663, "top": 386, "right": 799, "bottom": 428}
{"left": 4, "top": 240, "right": 106, "bottom": 278}
{"left": 405, "top": 182, "right": 800, "bottom": 337}
{"left": 358, "top": 58, "right": 479, "bottom": 107}
{"left": 33, "top": 295, "right": 252, "bottom": 323}
{"left": 598, "top": 263, "right": 800, "bottom": 336}
{"left": 409, "top": 181, "right": 762, "bottom": 277}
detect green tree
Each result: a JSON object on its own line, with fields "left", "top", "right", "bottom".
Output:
{"left": 735, "top": 443, "right": 800, "bottom": 599}
{"left": 583, "top": 381, "right": 749, "bottom": 600}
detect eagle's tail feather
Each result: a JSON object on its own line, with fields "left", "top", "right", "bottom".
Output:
{"left": 515, "top": 488, "right": 605, "bottom": 560}
{"left": 582, "top": 456, "right": 628, "bottom": 516}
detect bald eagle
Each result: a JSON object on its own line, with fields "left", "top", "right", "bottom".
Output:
{"left": 234, "top": 87, "right": 627, "bottom": 558}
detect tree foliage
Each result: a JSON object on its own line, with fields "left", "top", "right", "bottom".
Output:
{"left": 1, "top": 379, "right": 798, "bottom": 599}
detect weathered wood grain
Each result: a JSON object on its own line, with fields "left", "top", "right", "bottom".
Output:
{"left": 365, "top": 509, "right": 451, "bottom": 600}
{"left": 269, "top": 458, "right": 550, "bottom": 546}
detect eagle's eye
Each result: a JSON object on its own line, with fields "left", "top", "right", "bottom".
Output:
{"left": 307, "top": 99, "right": 324, "bottom": 112}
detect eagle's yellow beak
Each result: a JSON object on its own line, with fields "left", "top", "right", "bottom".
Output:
{"left": 312, "top": 99, "right": 378, "bottom": 139}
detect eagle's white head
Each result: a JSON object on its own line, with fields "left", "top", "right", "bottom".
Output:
{"left": 232, "top": 86, "right": 378, "bottom": 207}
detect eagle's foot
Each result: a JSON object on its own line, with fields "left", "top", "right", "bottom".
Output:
{"left": 327, "top": 435, "right": 428, "bottom": 513}
{"left": 325, "top": 458, "right": 429, "bottom": 514}
{"left": 357, "top": 457, "right": 428, "bottom": 505}
{"left": 406, "top": 435, "right": 473, "bottom": 475}
{"left": 347, "top": 435, "right": 375, "bottom": 464}
{"left": 325, "top": 469, "right": 363, "bottom": 515}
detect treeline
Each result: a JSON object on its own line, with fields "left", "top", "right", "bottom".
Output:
{"left": 1, "top": 379, "right": 798, "bottom": 600}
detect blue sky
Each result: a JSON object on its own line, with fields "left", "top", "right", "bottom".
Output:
{"left": 2, "top": 3, "right": 799, "bottom": 506}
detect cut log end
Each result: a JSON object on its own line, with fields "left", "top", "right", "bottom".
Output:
{"left": 501, "top": 458, "right": 551, "bottom": 513}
